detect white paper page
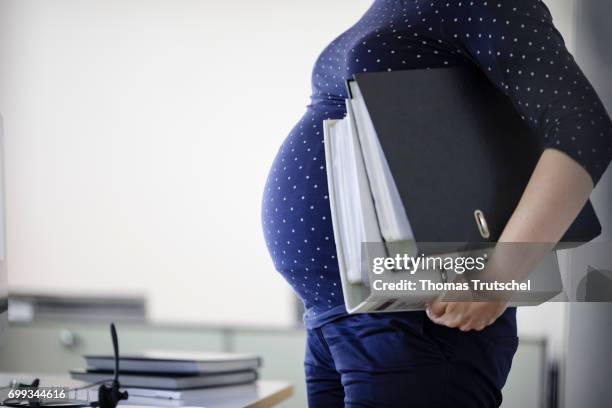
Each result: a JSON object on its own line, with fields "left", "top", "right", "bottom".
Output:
{"left": 332, "top": 118, "right": 363, "bottom": 283}
{"left": 323, "top": 119, "right": 362, "bottom": 288}
{"left": 348, "top": 82, "right": 414, "bottom": 243}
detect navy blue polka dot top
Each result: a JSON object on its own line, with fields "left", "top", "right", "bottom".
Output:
{"left": 262, "top": 0, "right": 612, "bottom": 329}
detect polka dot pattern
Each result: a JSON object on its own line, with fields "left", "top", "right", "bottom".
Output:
{"left": 262, "top": 0, "right": 612, "bottom": 329}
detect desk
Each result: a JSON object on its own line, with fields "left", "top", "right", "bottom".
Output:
{"left": 0, "top": 373, "right": 293, "bottom": 408}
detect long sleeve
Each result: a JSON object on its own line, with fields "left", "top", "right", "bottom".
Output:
{"left": 445, "top": 0, "right": 612, "bottom": 184}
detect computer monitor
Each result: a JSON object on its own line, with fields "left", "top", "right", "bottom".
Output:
{"left": 0, "top": 115, "right": 7, "bottom": 347}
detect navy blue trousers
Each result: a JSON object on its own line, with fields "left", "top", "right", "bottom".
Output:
{"left": 304, "top": 310, "right": 518, "bottom": 408}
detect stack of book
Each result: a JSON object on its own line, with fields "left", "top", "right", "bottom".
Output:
{"left": 323, "top": 67, "right": 601, "bottom": 313}
{"left": 70, "top": 351, "right": 261, "bottom": 400}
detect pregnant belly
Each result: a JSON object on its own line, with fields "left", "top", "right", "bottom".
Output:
{"left": 261, "top": 108, "right": 343, "bottom": 301}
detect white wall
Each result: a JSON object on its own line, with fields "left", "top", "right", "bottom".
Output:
{"left": 0, "top": 0, "right": 372, "bottom": 326}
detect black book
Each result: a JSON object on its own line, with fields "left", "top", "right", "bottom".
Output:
{"left": 346, "top": 67, "right": 600, "bottom": 254}
{"left": 70, "top": 368, "right": 258, "bottom": 392}
{"left": 323, "top": 67, "right": 579, "bottom": 312}
{"left": 84, "top": 351, "right": 261, "bottom": 375}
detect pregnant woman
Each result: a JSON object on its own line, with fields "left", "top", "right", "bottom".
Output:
{"left": 262, "top": 1, "right": 612, "bottom": 406}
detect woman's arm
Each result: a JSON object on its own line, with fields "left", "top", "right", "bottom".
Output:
{"left": 427, "top": 0, "right": 612, "bottom": 331}
{"left": 499, "top": 149, "right": 593, "bottom": 243}
{"left": 427, "top": 149, "right": 594, "bottom": 331}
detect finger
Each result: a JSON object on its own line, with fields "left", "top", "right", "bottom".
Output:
{"left": 426, "top": 308, "right": 445, "bottom": 324}
{"left": 444, "top": 304, "right": 465, "bottom": 325}
{"left": 460, "top": 320, "right": 485, "bottom": 332}
{"left": 459, "top": 323, "right": 473, "bottom": 332}
{"left": 427, "top": 301, "right": 448, "bottom": 318}
{"left": 435, "top": 309, "right": 464, "bottom": 328}
{"left": 444, "top": 316, "right": 463, "bottom": 329}
{"left": 467, "top": 313, "right": 497, "bottom": 331}
{"left": 427, "top": 308, "right": 451, "bottom": 326}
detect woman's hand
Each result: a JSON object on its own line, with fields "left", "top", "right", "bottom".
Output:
{"left": 426, "top": 149, "right": 593, "bottom": 331}
{"left": 426, "top": 300, "right": 508, "bottom": 332}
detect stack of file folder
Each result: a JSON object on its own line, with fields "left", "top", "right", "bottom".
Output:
{"left": 70, "top": 351, "right": 261, "bottom": 400}
{"left": 323, "top": 67, "right": 601, "bottom": 313}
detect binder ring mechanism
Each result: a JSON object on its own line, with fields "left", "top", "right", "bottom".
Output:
{"left": 474, "top": 209, "right": 491, "bottom": 239}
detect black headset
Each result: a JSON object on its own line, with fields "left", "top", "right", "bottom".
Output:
{"left": 94, "top": 323, "right": 128, "bottom": 408}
